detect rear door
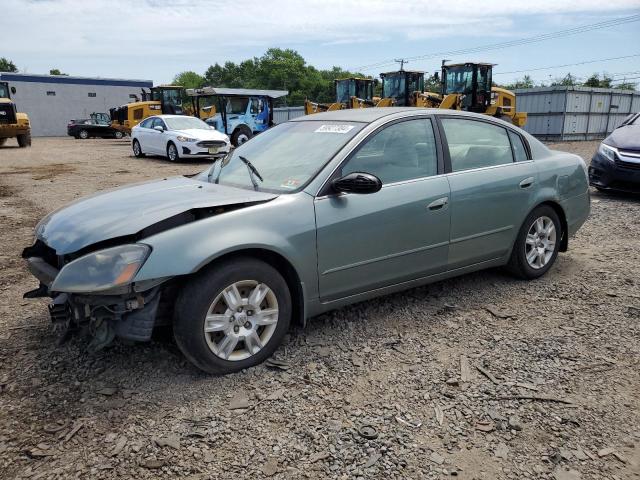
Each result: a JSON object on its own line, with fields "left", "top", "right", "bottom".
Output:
{"left": 136, "top": 117, "right": 155, "bottom": 151}
{"left": 315, "top": 117, "right": 451, "bottom": 301}
{"left": 439, "top": 116, "right": 537, "bottom": 269}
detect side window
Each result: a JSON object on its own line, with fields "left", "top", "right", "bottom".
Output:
{"left": 250, "top": 98, "right": 259, "bottom": 114}
{"left": 342, "top": 119, "right": 438, "bottom": 184}
{"left": 133, "top": 108, "right": 144, "bottom": 120}
{"left": 140, "top": 117, "right": 154, "bottom": 128}
{"left": 441, "top": 118, "right": 513, "bottom": 172}
{"left": 508, "top": 130, "right": 529, "bottom": 162}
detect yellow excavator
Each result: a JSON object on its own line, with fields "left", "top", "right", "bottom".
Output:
{"left": 378, "top": 62, "right": 527, "bottom": 127}
{"left": 304, "top": 77, "right": 393, "bottom": 115}
{"left": 0, "top": 81, "right": 31, "bottom": 147}
{"left": 109, "top": 85, "right": 184, "bottom": 135}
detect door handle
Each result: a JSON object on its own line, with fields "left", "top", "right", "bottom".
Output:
{"left": 427, "top": 197, "right": 448, "bottom": 210}
{"left": 519, "top": 177, "right": 535, "bottom": 189}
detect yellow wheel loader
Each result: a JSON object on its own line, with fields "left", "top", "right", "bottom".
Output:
{"left": 378, "top": 63, "right": 527, "bottom": 127}
{"left": 438, "top": 62, "right": 527, "bottom": 127}
{"left": 304, "top": 77, "right": 389, "bottom": 115}
{"left": 109, "top": 85, "right": 184, "bottom": 135}
{"left": 0, "top": 82, "right": 31, "bottom": 148}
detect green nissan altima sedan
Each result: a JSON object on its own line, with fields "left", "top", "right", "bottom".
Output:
{"left": 23, "top": 108, "right": 590, "bottom": 374}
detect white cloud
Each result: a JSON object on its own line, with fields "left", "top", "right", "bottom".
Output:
{"left": 4, "top": 0, "right": 640, "bottom": 80}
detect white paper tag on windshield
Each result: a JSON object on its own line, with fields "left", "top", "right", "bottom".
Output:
{"left": 315, "top": 124, "right": 354, "bottom": 134}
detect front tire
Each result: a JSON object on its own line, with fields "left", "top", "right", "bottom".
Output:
{"left": 174, "top": 257, "right": 292, "bottom": 375}
{"left": 132, "top": 139, "right": 145, "bottom": 157}
{"left": 114, "top": 130, "right": 124, "bottom": 139}
{"left": 17, "top": 132, "right": 31, "bottom": 147}
{"left": 78, "top": 129, "right": 89, "bottom": 139}
{"left": 167, "top": 142, "right": 179, "bottom": 162}
{"left": 231, "top": 126, "right": 253, "bottom": 147}
{"left": 507, "top": 205, "right": 562, "bottom": 279}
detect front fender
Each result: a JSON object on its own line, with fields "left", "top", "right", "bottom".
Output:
{"left": 133, "top": 192, "right": 319, "bottom": 299}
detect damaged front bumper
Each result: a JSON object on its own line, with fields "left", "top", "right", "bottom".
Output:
{"left": 23, "top": 253, "right": 167, "bottom": 348}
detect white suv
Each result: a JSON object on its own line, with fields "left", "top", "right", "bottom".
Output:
{"left": 131, "top": 115, "right": 231, "bottom": 162}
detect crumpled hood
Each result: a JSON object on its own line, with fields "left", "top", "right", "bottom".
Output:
{"left": 36, "top": 176, "right": 277, "bottom": 254}
{"left": 604, "top": 125, "right": 640, "bottom": 150}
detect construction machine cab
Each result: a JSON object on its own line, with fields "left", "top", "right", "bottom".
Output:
{"left": 441, "top": 62, "right": 493, "bottom": 112}
{"left": 380, "top": 70, "right": 425, "bottom": 107}
{"left": 143, "top": 85, "right": 184, "bottom": 115}
{"left": 335, "top": 78, "right": 375, "bottom": 104}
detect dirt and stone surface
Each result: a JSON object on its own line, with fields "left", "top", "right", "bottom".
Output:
{"left": 0, "top": 137, "right": 638, "bottom": 480}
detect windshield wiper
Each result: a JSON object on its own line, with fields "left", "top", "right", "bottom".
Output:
{"left": 207, "top": 156, "right": 224, "bottom": 183}
{"left": 238, "top": 155, "right": 263, "bottom": 190}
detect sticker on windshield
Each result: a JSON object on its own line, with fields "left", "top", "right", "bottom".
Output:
{"left": 315, "top": 124, "right": 355, "bottom": 134}
{"left": 280, "top": 178, "right": 301, "bottom": 189}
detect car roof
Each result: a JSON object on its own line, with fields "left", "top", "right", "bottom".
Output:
{"left": 290, "top": 107, "right": 496, "bottom": 123}
{"left": 155, "top": 114, "right": 197, "bottom": 119}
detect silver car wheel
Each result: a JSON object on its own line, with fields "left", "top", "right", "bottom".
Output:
{"left": 204, "top": 280, "right": 279, "bottom": 361}
{"left": 132, "top": 141, "right": 141, "bottom": 156}
{"left": 168, "top": 143, "right": 178, "bottom": 161}
{"left": 525, "top": 216, "right": 557, "bottom": 269}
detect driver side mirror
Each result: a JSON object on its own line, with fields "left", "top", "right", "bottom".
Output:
{"left": 153, "top": 125, "right": 164, "bottom": 132}
{"left": 332, "top": 172, "right": 382, "bottom": 194}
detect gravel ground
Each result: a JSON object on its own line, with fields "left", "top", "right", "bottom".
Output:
{"left": 0, "top": 137, "right": 638, "bottom": 480}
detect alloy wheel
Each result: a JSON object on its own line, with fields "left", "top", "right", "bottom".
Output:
{"left": 524, "top": 216, "right": 557, "bottom": 269}
{"left": 168, "top": 144, "right": 178, "bottom": 161}
{"left": 203, "top": 280, "right": 279, "bottom": 361}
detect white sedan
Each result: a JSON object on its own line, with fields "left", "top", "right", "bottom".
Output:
{"left": 131, "top": 115, "right": 231, "bottom": 161}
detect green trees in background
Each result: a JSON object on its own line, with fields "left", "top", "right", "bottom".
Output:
{"left": 0, "top": 58, "right": 18, "bottom": 72}
{"left": 49, "top": 68, "right": 68, "bottom": 76}
{"left": 500, "top": 72, "right": 635, "bottom": 91}
{"left": 176, "top": 48, "right": 367, "bottom": 106}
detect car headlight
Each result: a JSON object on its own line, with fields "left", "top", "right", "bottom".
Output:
{"left": 176, "top": 135, "right": 197, "bottom": 142}
{"left": 51, "top": 244, "right": 150, "bottom": 293}
{"left": 598, "top": 143, "right": 618, "bottom": 163}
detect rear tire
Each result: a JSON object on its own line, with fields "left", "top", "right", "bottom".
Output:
{"left": 132, "top": 139, "right": 145, "bottom": 158}
{"left": 507, "top": 205, "right": 562, "bottom": 280}
{"left": 17, "top": 132, "right": 31, "bottom": 147}
{"left": 174, "top": 257, "right": 292, "bottom": 375}
{"left": 167, "top": 142, "right": 179, "bottom": 162}
{"left": 231, "top": 126, "right": 252, "bottom": 147}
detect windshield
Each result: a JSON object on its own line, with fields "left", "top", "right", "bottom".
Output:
{"left": 165, "top": 116, "right": 212, "bottom": 131}
{"left": 226, "top": 97, "right": 249, "bottom": 114}
{"left": 444, "top": 66, "right": 474, "bottom": 94}
{"left": 213, "top": 121, "right": 364, "bottom": 193}
{"left": 0, "top": 83, "right": 8, "bottom": 99}
{"left": 382, "top": 74, "right": 406, "bottom": 105}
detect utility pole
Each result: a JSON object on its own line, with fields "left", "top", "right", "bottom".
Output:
{"left": 394, "top": 59, "right": 408, "bottom": 71}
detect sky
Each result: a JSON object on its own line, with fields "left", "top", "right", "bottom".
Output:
{"left": 3, "top": 0, "right": 640, "bottom": 86}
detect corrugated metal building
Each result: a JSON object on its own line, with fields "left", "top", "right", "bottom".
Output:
{"left": 514, "top": 86, "right": 640, "bottom": 141}
{"left": 0, "top": 73, "right": 153, "bottom": 136}
{"left": 273, "top": 106, "right": 305, "bottom": 124}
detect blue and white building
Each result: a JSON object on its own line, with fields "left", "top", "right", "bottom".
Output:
{"left": 0, "top": 72, "right": 153, "bottom": 136}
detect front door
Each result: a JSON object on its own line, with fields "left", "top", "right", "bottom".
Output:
{"left": 148, "top": 117, "right": 167, "bottom": 154}
{"left": 439, "top": 117, "right": 538, "bottom": 269}
{"left": 315, "top": 117, "right": 451, "bottom": 302}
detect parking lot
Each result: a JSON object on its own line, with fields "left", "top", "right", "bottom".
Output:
{"left": 0, "top": 137, "right": 638, "bottom": 479}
